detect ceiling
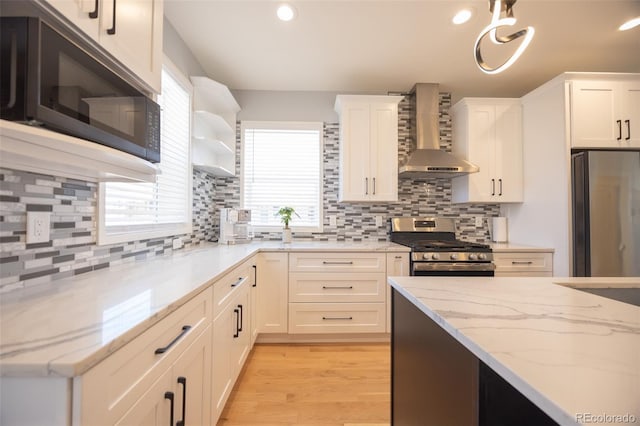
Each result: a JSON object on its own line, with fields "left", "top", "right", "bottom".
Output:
{"left": 165, "top": 0, "right": 640, "bottom": 100}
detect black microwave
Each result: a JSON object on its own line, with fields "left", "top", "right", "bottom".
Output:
{"left": 0, "top": 17, "right": 161, "bottom": 163}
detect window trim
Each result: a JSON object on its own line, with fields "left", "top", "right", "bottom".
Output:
{"left": 240, "top": 120, "right": 324, "bottom": 233}
{"left": 97, "top": 56, "right": 193, "bottom": 245}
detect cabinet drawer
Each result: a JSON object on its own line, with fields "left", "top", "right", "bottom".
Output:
{"left": 80, "top": 287, "right": 212, "bottom": 425}
{"left": 493, "top": 252, "right": 553, "bottom": 273}
{"left": 213, "top": 259, "right": 255, "bottom": 318}
{"left": 289, "top": 252, "right": 385, "bottom": 273}
{"left": 289, "top": 272, "right": 385, "bottom": 303}
{"left": 288, "top": 303, "right": 385, "bottom": 334}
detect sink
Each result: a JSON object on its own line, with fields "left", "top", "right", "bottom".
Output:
{"left": 573, "top": 287, "right": 640, "bottom": 307}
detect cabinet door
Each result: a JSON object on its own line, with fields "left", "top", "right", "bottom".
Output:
{"left": 339, "top": 101, "right": 372, "bottom": 201}
{"left": 620, "top": 81, "right": 640, "bottom": 147}
{"left": 256, "top": 252, "right": 289, "bottom": 333}
{"left": 44, "top": 0, "right": 101, "bottom": 40}
{"left": 369, "top": 101, "right": 399, "bottom": 202}
{"left": 98, "top": 0, "right": 163, "bottom": 92}
{"left": 171, "top": 326, "right": 212, "bottom": 426}
{"left": 386, "top": 253, "right": 410, "bottom": 332}
{"left": 212, "top": 304, "right": 234, "bottom": 423}
{"left": 494, "top": 102, "right": 523, "bottom": 202}
{"left": 115, "top": 370, "right": 173, "bottom": 426}
{"left": 570, "top": 80, "right": 620, "bottom": 148}
{"left": 467, "top": 104, "right": 496, "bottom": 201}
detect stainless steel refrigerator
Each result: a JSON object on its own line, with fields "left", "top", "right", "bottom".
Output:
{"left": 572, "top": 150, "right": 640, "bottom": 277}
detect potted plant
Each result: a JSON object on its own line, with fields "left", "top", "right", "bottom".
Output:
{"left": 276, "top": 206, "right": 299, "bottom": 243}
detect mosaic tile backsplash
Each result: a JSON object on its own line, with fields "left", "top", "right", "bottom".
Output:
{"left": 0, "top": 92, "right": 499, "bottom": 290}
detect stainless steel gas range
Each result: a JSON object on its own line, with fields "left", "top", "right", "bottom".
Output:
{"left": 390, "top": 217, "right": 495, "bottom": 276}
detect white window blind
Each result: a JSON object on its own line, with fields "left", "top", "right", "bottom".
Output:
{"left": 98, "top": 63, "right": 192, "bottom": 244}
{"left": 242, "top": 121, "right": 323, "bottom": 231}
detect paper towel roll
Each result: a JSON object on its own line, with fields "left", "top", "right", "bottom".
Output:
{"left": 492, "top": 217, "right": 508, "bottom": 242}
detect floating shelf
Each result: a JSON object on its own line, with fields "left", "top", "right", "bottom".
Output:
{"left": 0, "top": 120, "right": 159, "bottom": 182}
{"left": 190, "top": 76, "right": 239, "bottom": 177}
{"left": 193, "top": 164, "right": 235, "bottom": 177}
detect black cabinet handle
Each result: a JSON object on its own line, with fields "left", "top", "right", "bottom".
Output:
{"left": 498, "top": 178, "right": 503, "bottom": 196}
{"left": 625, "top": 119, "right": 631, "bottom": 140}
{"left": 365, "top": 177, "right": 368, "bottom": 195}
{"left": 322, "top": 316, "right": 353, "bottom": 320}
{"left": 252, "top": 265, "right": 257, "bottom": 287}
{"left": 233, "top": 308, "right": 240, "bottom": 338}
{"left": 5, "top": 32, "right": 17, "bottom": 109}
{"left": 177, "top": 377, "right": 186, "bottom": 426}
{"left": 373, "top": 177, "right": 376, "bottom": 195}
{"left": 491, "top": 179, "right": 496, "bottom": 196}
{"left": 237, "top": 304, "right": 244, "bottom": 332}
{"left": 154, "top": 325, "right": 191, "bottom": 355}
{"left": 89, "top": 0, "right": 99, "bottom": 18}
{"left": 107, "top": 0, "right": 117, "bottom": 35}
{"left": 164, "top": 391, "right": 174, "bottom": 426}
{"left": 230, "top": 276, "right": 245, "bottom": 288}
{"left": 617, "top": 119, "right": 622, "bottom": 140}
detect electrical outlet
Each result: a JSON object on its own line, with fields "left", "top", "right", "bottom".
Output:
{"left": 376, "top": 216, "right": 383, "bottom": 227}
{"left": 329, "top": 215, "right": 337, "bottom": 227}
{"left": 475, "top": 216, "right": 483, "bottom": 227}
{"left": 172, "top": 237, "right": 183, "bottom": 250}
{"left": 26, "top": 211, "right": 51, "bottom": 244}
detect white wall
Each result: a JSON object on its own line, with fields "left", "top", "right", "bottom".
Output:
{"left": 502, "top": 79, "right": 573, "bottom": 276}
{"left": 163, "top": 18, "right": 207, "bottom": 78}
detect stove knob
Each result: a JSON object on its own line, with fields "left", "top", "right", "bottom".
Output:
{"left": 422, "top": 253, "right": 429, "bottom": 260}
{"left": 450, "top": 253, "right": 458, "bottom": 260}
{"left": 469, "top": 254, "right": 477, "bottom": 260}
{"left": 432, "top": 253, "right": 440, "bottom": 260}
{"left": 478, "top": 253, "right": 486, "bottom": 260}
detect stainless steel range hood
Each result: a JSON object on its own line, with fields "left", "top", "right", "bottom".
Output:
{"left": 399, "top": 83, "right": 478, "bottom": 179}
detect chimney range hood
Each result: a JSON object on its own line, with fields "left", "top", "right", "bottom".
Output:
{"left": 398, "top": 83, "right": 479, "bottom": 179}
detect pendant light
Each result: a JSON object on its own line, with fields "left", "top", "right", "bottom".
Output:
{"left": 474, "top": 0, "right": 535, "bottom": 74}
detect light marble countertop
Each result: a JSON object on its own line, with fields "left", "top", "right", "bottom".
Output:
{"left": 388, "top": 276, "right": 640, "bottom": 426}
{"left": 0, "top": 241, "right": 408, "bottom": 377}
{"left": 490, "top": 242, "right": 555, "bottom": 253}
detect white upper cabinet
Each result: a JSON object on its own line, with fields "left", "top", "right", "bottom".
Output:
{"left": 335, "top": 95, "right": 403, "bottom": 202}
{"left": 42, "top": 0, "right": 163, "bottom": 93}
{"left": 571, "top": 79, "right": 640, "bottom": 148}
{"left": 191, "top": 77, "right": 240, "bottom": 177}
{"left": 451, "top": 98, "right": 523, "bottom": 203}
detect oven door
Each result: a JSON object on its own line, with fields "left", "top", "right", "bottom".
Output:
{"left": 412, "top": 262, "right": 495, "bottom": 277}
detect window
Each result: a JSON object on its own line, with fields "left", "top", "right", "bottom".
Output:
{"left": 241, "top": 121, "right": 323, "bottom": 232}
{"left": 98, "top": 60, "right": 192, "bottom": 245}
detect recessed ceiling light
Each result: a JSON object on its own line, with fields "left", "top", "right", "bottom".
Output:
{"left": 452, "top": 9, "right": 473, "bottom": 25}
{"left": 619, "top": 17, "right": 640, "bottom": 31}
{"left": 277, "top": 4, "right": 296, "bottom": 22}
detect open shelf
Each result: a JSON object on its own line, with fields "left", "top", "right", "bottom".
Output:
{"left": 190, "top": 76, "right": 239, "bottom": 177}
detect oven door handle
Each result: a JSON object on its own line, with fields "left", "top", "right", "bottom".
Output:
{"left": 412, "top": 262, "right": 496, "bottom": 272}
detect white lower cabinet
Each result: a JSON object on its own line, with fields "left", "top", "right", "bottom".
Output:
{"left": 80, "top": 287, "right": 213, "bottom": 426}
{"left": 386, "top": 253, "right": 410, "bottom": 332}
{"left": 256, "top": 252, "right": 289, "bottom": 334}
{"left": 211, "top": 262, "right": 253, "bottom": 424}
{"left": 288, "top": 252, "right": 387, "bottom": 334}
{"left": 116, "top": 325, "right": 212, "bottom": 426}
{"left": 493, "top": 251, "right": 554, "bottom": 277}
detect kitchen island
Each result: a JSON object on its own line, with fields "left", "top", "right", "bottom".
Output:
{"left": 388, "top": 276, "right": 640, "bottom": 426}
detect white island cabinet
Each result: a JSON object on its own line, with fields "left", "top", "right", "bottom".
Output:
{"left": 334, "top": 95, "right": 403, "bottom": 202}
{"left": 41, "top": 0, "right": 163, "bottom": 93}
{"left": 451, "top": 98, "right": 523, "bottom": 203}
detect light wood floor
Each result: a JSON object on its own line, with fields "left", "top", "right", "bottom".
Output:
{"left": 217, "top": 343, "right": 391, "bottom": 426}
